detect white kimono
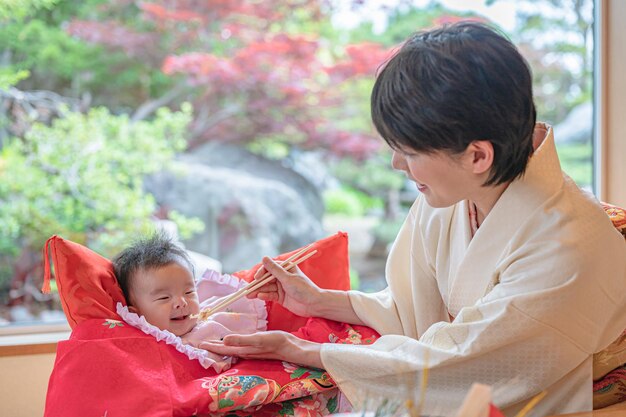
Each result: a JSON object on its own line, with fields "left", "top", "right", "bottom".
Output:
{"left": 320, "top": 124, "right": 626, "bottom": 416}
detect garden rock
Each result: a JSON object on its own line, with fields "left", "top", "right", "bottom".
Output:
{"left": 145, "top": 160, "right": 324, "bottom": 273}
{"left": 185, "top": 143, "right": 327, "bottom": 219}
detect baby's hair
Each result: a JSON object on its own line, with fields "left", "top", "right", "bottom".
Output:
{"left": 112, "top": 232, "right": 194, "bottom": 303}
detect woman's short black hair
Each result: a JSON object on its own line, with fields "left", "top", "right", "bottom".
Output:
{"left": 371, "top": 21, "right": 537, "bottom": 186}
{"left": 112, "top": 232, "right": 194, "bottom": 303}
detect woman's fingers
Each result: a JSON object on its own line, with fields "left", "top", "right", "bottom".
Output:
{"left": 200, "top": 332, "right": 285, "bottom": 357}
{"left": 262, "top": 256, "right": 293, "bottom": 279}
{"left": 246, "top": 256, "right": 294, "bottom": 300}
{"left": 223, "top": 333, "right": 267, "bottom": 346}
{"left": 246, "top": 282, "right": 278, "bottom": 298}
{"left": 199, "top": 342, "right": 264, "bottom": 359}
{"left": 246, "top": 257, "right": 283, "bottom": 298}
{"left": 255, "top": 291, "right": 279, "bottom": 301}
{"left": 253, "top": 263, "right": 267, "bottom": 280}
{"left": 254, "top": 256, "right": 290, "bottom": 282}
{"left": 200, "top": 332, "right": 323, "bottom": 368}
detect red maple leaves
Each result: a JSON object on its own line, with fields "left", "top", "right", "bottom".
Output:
{"left": 66, "top": 0, "right": 389, "bottom": 159}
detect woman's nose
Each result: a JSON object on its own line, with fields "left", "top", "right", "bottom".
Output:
{"left": 391, "top": 150, "right": 406, "bottom": 171}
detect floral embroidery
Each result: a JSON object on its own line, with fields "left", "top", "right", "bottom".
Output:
{"left": 209, "top": 392, "right": 339, "bottom": 416}
{"left": 282, "top": 362, "right": 325, "bottom": 380}
{"left": 291, "top": 394, "right": 326, "bottom": 417}
{"left": 345, "top": 328, "right": 362, "bottom": 344}
{"left": 282, "top": 361, "right": 299, "bottom": 374}
{"left": 208, "top": 375, "right": 277, "bottom": 412}
{"left": 102, "top": 319, "right": 123, "bottom": 329}
{"left": 329, "top": 327, "right": 376, "bottom": 345}
{"left": 603, "top": 202, "right": 626, "bottom": 238}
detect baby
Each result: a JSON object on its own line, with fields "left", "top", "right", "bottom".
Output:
{"left": 112, "top": 233, "right": 266, "bottom": 370}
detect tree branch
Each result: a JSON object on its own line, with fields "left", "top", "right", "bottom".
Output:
{"left": 130, "top": 82, "right": 191, "bottom": 122}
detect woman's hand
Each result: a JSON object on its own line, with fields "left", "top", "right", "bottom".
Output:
{"left": 248, "top": 256, "right": 321, "bottom": 317}
{"left": 200, "top": 331, "right": 323, "bottom": 369}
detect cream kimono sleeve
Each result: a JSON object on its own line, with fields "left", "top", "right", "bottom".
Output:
{"left": 345, "top": 197, "right": 449, "bottom": 340}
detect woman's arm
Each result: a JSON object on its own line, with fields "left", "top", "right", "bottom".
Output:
{"left": 201, "top": 331, "right": 324, "bottom": 369}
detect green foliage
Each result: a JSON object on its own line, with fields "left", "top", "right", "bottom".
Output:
{"left": 500, "top": 0, "right": 593, "bottom": 124}
{"left": 372, "top": 217, "right": 406, "bottom": 248}
{"left": 0, "top": 68, "right": 29, "bottom": 89}
{"left": 556, "top": 141, "right": 593, "bottom": 188}
{"left": 0, "top": 0, "right": 63, "bottom": 92}
{"left": 330, "top": 78, "right": 377, "bottom": 132}
{"left": 349, "top": 266, "right": 360, "bottom": 290}
{"left": 347, "top": 4, "right": 483, "bottom": 47}
{"left": 0, "top": 103, "right": 203, "bottom": 257}
{"left": 0, "top": 0, "right": 174, "bottom": 109}
{"left": 323, "top": 186, "right": 382, "bottom": 217}
{"left": 0, "top": 0, "right": 59, "bottom": 21}
{"left": 324, "top": 188, "right": 364, "bottom": 216}
{"left": 0, "top": 18, "right": 102, "bottom": 84}
{"left": 168, "top": 210, "right": 205, "bottom": 240}
{"left": 247, "top": 138, "right": 291, "bottom": 160}
{"left": 330, "top": 154, "right": 405, "bottom": 197}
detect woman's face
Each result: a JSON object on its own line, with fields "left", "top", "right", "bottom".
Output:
{"left": 391, "top": 147, "right": 475, "bottom": 208}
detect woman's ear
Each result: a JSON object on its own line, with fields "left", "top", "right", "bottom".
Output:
{"left": 466, "top": 140, "right": 494, "bottom": 175}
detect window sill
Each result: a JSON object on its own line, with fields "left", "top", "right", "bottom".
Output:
{"left": 0, "top": 323, "right": 70, "bottom": 357}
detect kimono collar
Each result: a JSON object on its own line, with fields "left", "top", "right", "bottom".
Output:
{"left": 447, "top": 123, "right": 562, "bottom": 315}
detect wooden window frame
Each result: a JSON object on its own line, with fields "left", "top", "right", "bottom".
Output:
{"left": 595, "top": 0, "right": 626, "bottom": 207}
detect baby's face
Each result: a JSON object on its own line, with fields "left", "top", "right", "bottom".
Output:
{"left": 128, "top": 262, "right": 200, "bottom": 336}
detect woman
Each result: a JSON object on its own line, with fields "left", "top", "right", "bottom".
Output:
{"left": 203, "top": 22, "right": 626, "bottom": 416}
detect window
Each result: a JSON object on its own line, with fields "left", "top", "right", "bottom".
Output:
{"left": 0, "top": 0, "right": 613, "bottom": 334}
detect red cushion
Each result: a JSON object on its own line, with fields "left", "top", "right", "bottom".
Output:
{"left": 602, "top": 202, "right": 626, "bottom": 238}
{"left": 43, "top": 232, "right": 350, "bottom": 331}
{"left": 43, "top": 236, "right": 125, "bottom": 329}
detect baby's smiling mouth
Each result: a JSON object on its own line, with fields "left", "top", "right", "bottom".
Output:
{"left": 171, "top": 315, "right": 189, "bottom": 321}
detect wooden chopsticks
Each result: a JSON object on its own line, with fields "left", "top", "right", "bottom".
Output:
{"left": 193, "top": 244, "right": 317, "bottom": 322}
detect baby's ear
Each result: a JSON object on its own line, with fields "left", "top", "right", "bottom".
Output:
{"left": 128, "top": 305, "right": 139, "bottom": 314}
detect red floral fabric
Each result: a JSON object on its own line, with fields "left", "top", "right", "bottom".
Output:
{"left": 602, "top": 202, "right": 626, "bottom": 239}
{"left": 44, "top": 316, "right": 378, "bottom": 416}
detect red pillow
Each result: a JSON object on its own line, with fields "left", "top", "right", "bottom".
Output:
{"left": 43, "top": 232, "right": 350, "bottom": 331}
{"left": 43, "top": 236, "right": 125, "bottom": 329}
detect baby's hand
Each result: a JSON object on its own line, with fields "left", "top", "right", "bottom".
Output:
{"left": 180, "top": 334, "right": 198, "bottom": 348}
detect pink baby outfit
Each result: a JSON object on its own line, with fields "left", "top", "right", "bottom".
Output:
{"left": 117, "top": 269, "right": 267, "bottom": 372}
